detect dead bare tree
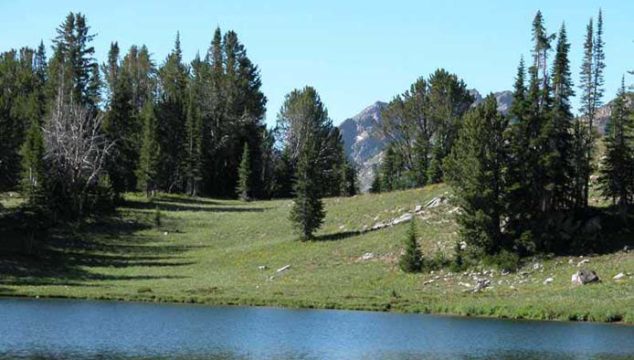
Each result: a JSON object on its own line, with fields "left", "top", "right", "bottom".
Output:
{"left": 43, "top": 92, "right": 115, "bottom": 218}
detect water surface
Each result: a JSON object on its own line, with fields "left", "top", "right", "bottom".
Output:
{"left": 1, "top": 298, "right": 633, "bottom": 359}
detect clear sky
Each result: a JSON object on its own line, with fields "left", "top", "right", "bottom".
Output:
{"left": 1, "top": 0, "right": 632, "bottom": 126}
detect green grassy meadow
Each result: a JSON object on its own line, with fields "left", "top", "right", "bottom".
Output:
{"left": 1, "top": 184, "right": 633, "bottom": 323}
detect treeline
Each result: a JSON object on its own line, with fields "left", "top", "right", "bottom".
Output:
{"left": 380, "top": 10, "right": 633, "bottom": 263}
{"left": 0, "top": 12, "right": 357, "bottom": 220}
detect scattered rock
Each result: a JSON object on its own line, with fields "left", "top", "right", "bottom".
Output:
{"left": 391, "top": 213, "right": 413, "bottom": 226}
{"left": 423, "top": 279, "right": 434, "bottom": 285}
{"left": 359, "top": 252, "right": 375, "bottom": 261}
{"left": 613, "top": 272, "right": 625, "bottom": 281}
{"left": 543, "top": 277, "right": 554, "bottom": 285}
{"left": 447, "top": 206, "right": 461, "bottom": 215}
{"left": 533, "top": 263, "right": 542, "bottom": 270}
{"left": 258, "top": 265, "right": 268, "bottom": 271}
{"left": 276, "top": 265, "right": 291, "bottom": 273}
{"left": 459, "top": 241, "right": 467, "bottom": 250}
{"left": 501, "top": 269, "right": 510, "bottom": 276}
{"left": 624, "top": 245, "right": 630, "bottom": 253}
{"left": 577, "top": 259, "right": 590, "bottom": 267}
{"left": 472, "top": 279, "right": 491, "bottom": 293}
{"left": 414, "top": 205, "right": 423, "bottom": 212}
{"left": 572, "top": 269, "right": 600, "bottom": 285}
{"left": 163, "top": 232, "right": 168, "bottom": 236}
{"left": 425, "top": 196, "right": 447, "bottom": 209}
{"left": 568, "top": 258, "right": 574, "bottom": 264}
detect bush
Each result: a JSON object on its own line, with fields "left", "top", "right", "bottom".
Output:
{"left": 483, "top": 250, "right": 520, "bottom": 272}
{"left": 399, "top": 220, "right": 423, "bottom": 272}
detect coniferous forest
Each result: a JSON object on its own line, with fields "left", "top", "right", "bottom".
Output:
{"left": 1, "top": 9, "right": 632, "bottom": 268}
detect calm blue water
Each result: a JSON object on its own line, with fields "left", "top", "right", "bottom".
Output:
{"left": 0, "top": 298, "right": 632, "bottom": 359}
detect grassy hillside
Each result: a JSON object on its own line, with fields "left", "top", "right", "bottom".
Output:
{"left": 1, "top": 185, "right": 633, "bottom": 323}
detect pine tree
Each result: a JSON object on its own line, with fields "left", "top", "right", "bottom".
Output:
{"left": 543, "top": 24, "right": 575, "bottom": 212}
{"left": 49, "top": 12, "right": 100, "bottom": 109}
{"left": 599, "top": 79, "right": 633, "bottom": 215}
{"left": 399, "top": 219, "right": 423, "bottom": 273}
{"left": 104, "top": 65, "right": 137, "bottom": 195}
{"left": 380, "top": 145, "right": 397, "bottom": 192}
{"left": 156, "top": 33, "right": 188, "bottom": 192}
{"left": 426, "top": 69, "right": 474, "bottom": 183}
{"left": 183, "top": 54, "right": 204, "bottom": 196}
{"left": 578, "top": 10, "right": 606, "bottom": 208}
{"left": 290, "top": 131, "right": 325, "bottom": 240}
{"left": 370, "top": 167, "right": 382, "bottom": 194}
{"left": 136, "top": 102, "right": 160, "bottom": 197}
{"left": 102, "top": 42, "right": 120, "bottom": 101}
{"left": 236, "top": 142, "right": 252, "bottom": 201}
{"left": 444, "top": 96, "right": 508, "bottom": 255}
{"left": 20, "top": 118, "right": 46, "bottom": 202}
{"left": 283, "top": 87, "right": 329, "bottom": 240}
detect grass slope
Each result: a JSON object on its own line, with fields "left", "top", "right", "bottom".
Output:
{"left": 1, "top": 185, "right": 633, "bottom": 323}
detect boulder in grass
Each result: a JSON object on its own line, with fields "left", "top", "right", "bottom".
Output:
{"left": 571, "top": 269, "right": 600, "bottom": 285}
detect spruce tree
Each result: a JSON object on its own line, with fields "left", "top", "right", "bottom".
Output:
{"left": 136, "top": 102, "right": 160, "bottom": 197}
{"left": 543, "top": 24, "right": 575, "bottom": 212}
{"left": 157, "top": 33, "right": 188, "bottom": 192}
{"left": 20, "top": 118, "right": 46, "bottom": 202}
{"left": 236, "top": 142, "right": 252, "bottom": 201}
{"left": 399, "top": 219, "right": 423, "bottom": 273}
{"left": 370, "top": 168, "right": 382, "bottom": 194}
{"left": 290, "top": 132, "right": 325, "bottom": 240}
{"left": 104, "top": 67, "right": 137, "bottom": 195}
{"left": 444, "top": 96, "right": 508, "bottom": 255}
{"left": 599, "top": 79, "right": 633, "bottom": 215}
{"left": 183, "top": 55, "right": 204, "bottom": 196}
{"left": 282, "top": 87, "right": 329, "bottom": 240}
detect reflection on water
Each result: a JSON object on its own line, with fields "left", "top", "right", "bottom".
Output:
{"left": 1, "top": 298, "right": 633, "bottom": 360}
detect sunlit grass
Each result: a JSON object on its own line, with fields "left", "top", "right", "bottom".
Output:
{"left": 1, "top": 184, "right": 632, "bottom": 323}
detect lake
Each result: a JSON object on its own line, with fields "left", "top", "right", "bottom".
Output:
{"left": 0, "top": 298, "right": 632, "bottom": 359}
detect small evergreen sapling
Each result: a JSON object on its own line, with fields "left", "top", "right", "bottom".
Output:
{"left": 399, "top": 219, "right": 423, "bottom": 273}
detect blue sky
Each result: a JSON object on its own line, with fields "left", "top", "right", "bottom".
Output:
{"left": 1, "top": 0, "right": 632, "bottom": 126}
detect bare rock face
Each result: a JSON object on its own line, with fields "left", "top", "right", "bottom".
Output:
{"left": 572, "top": 269, "right": 600, "bottom": 285}
{"left": 339, "top": 101, "right": 387, "bottom": 192}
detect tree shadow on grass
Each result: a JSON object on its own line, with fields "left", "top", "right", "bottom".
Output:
{"left": 313, "top": 230, "right": 363, "bottom": 242}
{"left": 122, "top": 199, "right": 268, "bottom": 213}
{"left": 0, "top": 209, "right": 198, "bottom": 287}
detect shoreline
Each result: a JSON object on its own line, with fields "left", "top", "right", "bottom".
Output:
{"left": 2, "top": 291, "right": 632, "bottom": 326}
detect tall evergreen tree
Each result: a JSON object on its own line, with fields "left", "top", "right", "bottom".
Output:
{"left": 445, "top": 96, "right": 508, "bottom": 255}
{"left": 48, "top": 12, "right": 100, "bottom": 109}
{"left": 236, "top": 142, "right": 252, "bottom": 201}
{"left": 104, "top": 68, "right": 137, "bottom": 195}
{"left": 183, "top": 54, "right": 204, "bottom": 196}
{"left": 543, "top": 24, "right": 575, "bottom": 212}
{"left": 598, "top": 79, "right": 633, "bottom": 215}
{"left": 280, "top": 87, "right": 329, "bottom": 239}
{"left": 102, "top": 42, "right": 120, "bottom": 102}
{"left": 156, "top": 33, "right": 189, "bottom": 192}
{"left": 20, "top": 117, "right": 46, "bottom": 202}
{"left": 136, "top": 102, "right": 160, "bottom": 196}
{"left": 290, "top": 129, "right": 325, "bottom": 240}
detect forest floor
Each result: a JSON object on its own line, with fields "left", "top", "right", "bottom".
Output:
{"left": 0, "top": 184, "right": 633, "bottom": 323}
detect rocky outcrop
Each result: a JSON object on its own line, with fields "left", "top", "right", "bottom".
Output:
{"left": 572, "top": 269, "right": 600, "bottom": 285}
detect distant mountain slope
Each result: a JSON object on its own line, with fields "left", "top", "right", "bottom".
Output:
{"left": 338, "top": 90, "right": 625, "bottom": 192}
{"left": 339, "top": 101, "right": 387, "bottom": 191}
